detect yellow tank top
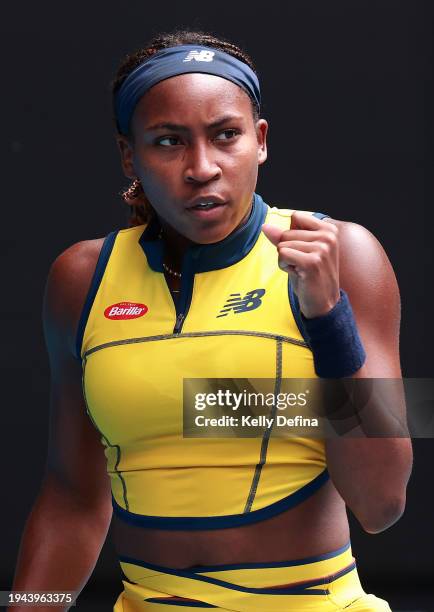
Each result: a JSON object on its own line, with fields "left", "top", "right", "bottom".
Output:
{"left": 77, "top": 193, "right": 330, "bottom": 529}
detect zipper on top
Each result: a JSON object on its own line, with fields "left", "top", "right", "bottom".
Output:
{"left": 173, "top": 313, "right": 185, "bottom": 334}
{"left": 170, "top": 249, "right": 197, "bottom": 335}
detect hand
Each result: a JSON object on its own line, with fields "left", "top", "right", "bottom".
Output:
{"left": 262, "top": 211, "right": 341, "bottom": 318}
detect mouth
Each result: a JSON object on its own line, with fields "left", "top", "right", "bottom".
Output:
{"left": 189, "top": 202, "right": 224, "bottom": 211}
{"left": 186, "top": 198, "right": 228, "bottom": 220}
{"left": 187, "top": 193, "right": 226, "bottom": 210}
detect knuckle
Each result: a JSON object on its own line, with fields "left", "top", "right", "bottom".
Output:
{"left": 319, "top": 232, "right": 338, "bottom": 253}
{"left": 320, "top": 230, "right": 337, "bottom": 245}
{"left": 327, "top": 229, "right": 337, "bottom": 242}
{"left": 317, "top": 242, "right": 329, "bottom": 255}
{"left": 310, "top": 253, "right": 323, "bottom": 269}
{"left": 278, "top": 244, "right": 292, "bottom": 256}
{"left": 329, "top": 223, "right": 340, "bottom": 237}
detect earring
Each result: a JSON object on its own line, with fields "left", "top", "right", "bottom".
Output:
{"left": 122, "top": 177, "right": 142, "bottom": 203}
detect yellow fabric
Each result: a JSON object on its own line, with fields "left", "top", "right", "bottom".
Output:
{"left": 113, "top": 544, "right": 391, "bottom": 611}
{"left": 81, "top": 205, "right": 327, "bottom": 520}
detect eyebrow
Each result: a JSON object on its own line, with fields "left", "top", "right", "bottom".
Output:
{"left": 145, "top": 114, "right": 244, "bottom": 132}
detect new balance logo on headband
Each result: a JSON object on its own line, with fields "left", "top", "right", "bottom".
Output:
{"left": 183, "top": 50, "right": 215, "bottom": 62}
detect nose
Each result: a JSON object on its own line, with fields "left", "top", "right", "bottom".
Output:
{"left": 184, "top": 142, "right": 222, "bottom": 184}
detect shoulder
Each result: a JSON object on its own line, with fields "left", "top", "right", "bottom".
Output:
{"left": 324, "top": 218, "right": 401, "bottom": 355}
{"left": 324, "top": 217, "right": 381, "bottom": 247}
{"left": 323, "top": 217, "right": 397, "bottom": 291}
{"left": 43, "top": 237, "right": 106, "bottom": 358}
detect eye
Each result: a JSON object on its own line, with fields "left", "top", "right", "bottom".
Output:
{"left": 215, "top": 129, "right": 240, "bottom": 141}
{"left": 156, "top": 136, "right": 182, "bottom": 147}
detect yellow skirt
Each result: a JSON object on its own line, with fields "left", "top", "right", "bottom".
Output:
{"left": 113, "top": 542, "right": 390, "bottom": 611}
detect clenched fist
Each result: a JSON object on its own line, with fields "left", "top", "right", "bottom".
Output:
{"left": 262, "top": 211, "right": 341, "bottom": 319}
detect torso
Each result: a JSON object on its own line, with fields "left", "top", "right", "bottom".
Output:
{"left": 67, "top": 222, "right": 350, "bottom": 569}
{"left": 110, "top": 479, "right": 349, "bottom": 567}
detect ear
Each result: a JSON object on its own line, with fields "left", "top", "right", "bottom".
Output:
{"left": 255, "top": 118, "right": 268, "bottom": 166}
{"left": 116, "top": 135, "right": 136, "bottom": 179}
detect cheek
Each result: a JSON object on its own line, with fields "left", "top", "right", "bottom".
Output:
{"left": 232, "top": 146, "right": 260, "bottom": 182}
{"left": 238, "top": 135, "right": 261, "bottom": 163}
{"left": 136, "top": 160, "right": 175, "bottom": 198}
{"left": 224, "top": 143, "right": 258, "bottom": 176}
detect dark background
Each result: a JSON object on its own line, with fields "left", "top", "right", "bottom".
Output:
{"left": 1, "top": 1, "right": 433, "bottom": 610}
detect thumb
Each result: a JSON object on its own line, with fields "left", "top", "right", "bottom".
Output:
{"left": 261, "top": 223, "right": 284, "bottom": 246}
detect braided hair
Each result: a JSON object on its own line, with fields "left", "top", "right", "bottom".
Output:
{"left": 111, "top": 29, "right": 259, "bottom": 227}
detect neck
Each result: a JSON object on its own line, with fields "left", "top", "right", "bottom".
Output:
{"left": 157, "top": 196, "right": 254, "bottom": 270}
{"left": 159, "top": 219, "right": 192, "bottom": 271}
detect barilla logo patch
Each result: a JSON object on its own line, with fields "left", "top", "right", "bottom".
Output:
{"left": 104, "top": 302, "right": 148, "bottom": 320}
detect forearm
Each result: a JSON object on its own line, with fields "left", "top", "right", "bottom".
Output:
{"left": 10, "top": 477, "right": 112, "bottom": 611}
{"left": 325, "top": 436, "right": 413, "bottom": 533}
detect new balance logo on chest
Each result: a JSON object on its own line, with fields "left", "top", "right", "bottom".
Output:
{"left": 217, "top": 289, "right": 266, "bottom": 318}
{"left": 183, "top": 50, "right": 215, "bottom": 62}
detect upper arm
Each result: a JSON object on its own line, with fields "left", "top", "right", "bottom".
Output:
{"left": 42, "top": 239, "right": 111, "bottom": 512}
{"left": 322, "top": 220, "right": 412, "bottom": 530}
{"left": 331, "top": 219, "right": 401, "bottom": 377}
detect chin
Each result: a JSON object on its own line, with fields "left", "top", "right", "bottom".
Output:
{"left": 192, "top": 224, "right": 234, "bottom": 245}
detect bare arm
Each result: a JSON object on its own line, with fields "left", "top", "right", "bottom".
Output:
{"left": 262, "top": 213, "right": 413, "bottom": 534}
{"left": 10, "top": 238, "right": 112, "bottom": 611}
{"left": 325, "top": 219, "right": 413, "bottom": 534}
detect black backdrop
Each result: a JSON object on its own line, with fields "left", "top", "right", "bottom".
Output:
{"left": 1, "top": 1, "right": 433, "bottom": 610}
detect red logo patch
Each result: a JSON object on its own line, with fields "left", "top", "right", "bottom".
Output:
{"left": 104, "top": 301, "right": 148, "bottom": 320}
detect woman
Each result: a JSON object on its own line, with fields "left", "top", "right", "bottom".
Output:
{"left": 11, "top": 29, "right": 412, "bottom": 611}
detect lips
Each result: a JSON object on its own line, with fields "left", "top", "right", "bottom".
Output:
{"left": 187, "top": 195, "right": 227, "bottom": 209}
{"left": 186, "top": 199, "right": 228, "bottom": 220}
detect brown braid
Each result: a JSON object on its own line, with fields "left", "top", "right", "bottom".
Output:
{"left": 110, "top": 29, "right": 260, "bottom": 227}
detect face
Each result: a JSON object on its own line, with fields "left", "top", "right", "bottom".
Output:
{"left": 117, "top": 72, "right": 268, "bottom": 246}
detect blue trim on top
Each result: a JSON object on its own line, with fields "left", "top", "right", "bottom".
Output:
{"left": 75, "top": 231, "right": 118, "bottom": 362}
{"left": 112, "top": 468, "right": 329, "bottom": 530}
{"left": 288, "top": 279, "right": 311, "bottom": 347}
{"left": 138, "top": 193, "right": 268, "bottom": 274}
{"left": 140, "top": 193, "right": 268, "bottom": 334}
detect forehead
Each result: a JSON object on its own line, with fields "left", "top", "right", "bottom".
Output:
{"left": 132, "top": 73, "right": 253, "bottom": 129}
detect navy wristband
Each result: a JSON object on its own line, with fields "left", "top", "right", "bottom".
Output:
{"left": 299, "top": 289, "right": 366, "bottom": 378}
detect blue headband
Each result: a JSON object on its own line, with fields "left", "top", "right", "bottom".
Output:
{"left": 114, "top": 44, "right": 261, "bottom": 136}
